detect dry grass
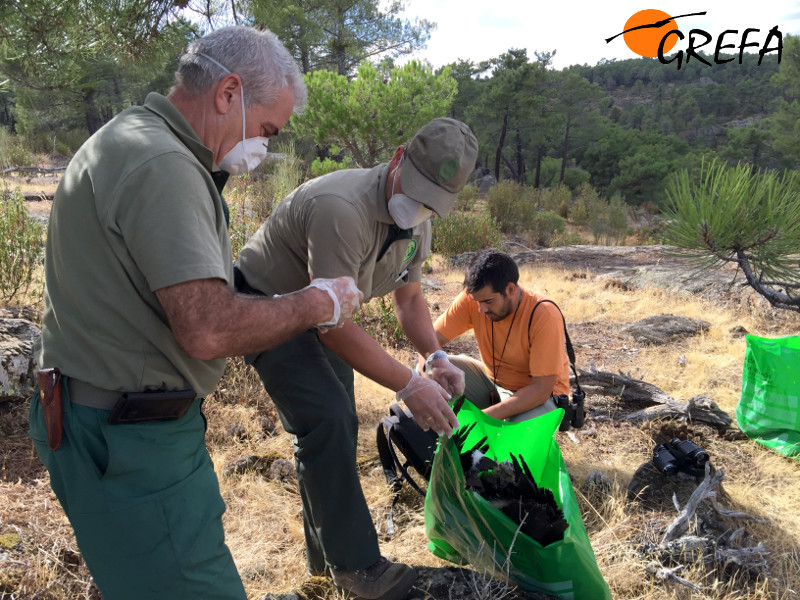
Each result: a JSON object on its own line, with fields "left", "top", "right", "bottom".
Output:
{"left": 2, "top": 260, "right": 800, "bottom": 599}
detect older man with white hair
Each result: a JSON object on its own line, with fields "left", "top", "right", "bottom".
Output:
{"left": 29, "top": 26, "right": 361, "bottom": 600}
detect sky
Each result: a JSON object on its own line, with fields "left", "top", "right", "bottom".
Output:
{"left": 397, "top": 0, "right": 800, "bottom": 70}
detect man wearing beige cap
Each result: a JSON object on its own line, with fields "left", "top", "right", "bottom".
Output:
{"left": 236, "top": 117, "right": 478, "bottom": 599}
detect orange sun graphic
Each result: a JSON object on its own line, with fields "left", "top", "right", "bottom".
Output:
{"left": 623, "top": 9, "right": 679, "bottom": 57}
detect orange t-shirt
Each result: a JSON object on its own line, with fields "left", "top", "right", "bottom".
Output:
{"left": 434, "top": 287, "right": 570, "bottom": 395}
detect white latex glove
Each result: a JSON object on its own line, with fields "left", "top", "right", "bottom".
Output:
{"left": 397, "top": 369, "right": 460, "bottom": 437}
{"left": 306, "top": 276, "right": 363, "bottom": 330}
{"left": 427, "top": 351, "right": 466, "bottom": 397}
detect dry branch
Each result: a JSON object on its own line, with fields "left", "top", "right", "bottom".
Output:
{"left": 1, "top": 166, "right": 66, "bottom": 175}
{"left": 661, "top": 463, "right": 725, "bottom": 544}
{"left": 645, "top": 563, "right": 701, "bottom": 591}
{"left": 709, "top": 498, "right": 768, "bottom": 523}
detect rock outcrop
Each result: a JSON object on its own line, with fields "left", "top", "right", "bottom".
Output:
{"left": 0, "top": 312, "right": 40, "bottom": 403}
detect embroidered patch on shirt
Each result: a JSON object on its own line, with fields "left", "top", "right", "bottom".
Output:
{"left": 403, "top": 240, "right": 418, "bottom": 263}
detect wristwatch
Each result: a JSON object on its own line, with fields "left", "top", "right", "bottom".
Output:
{"left": 424, "top": 349, "right": 448, "bottom": 373}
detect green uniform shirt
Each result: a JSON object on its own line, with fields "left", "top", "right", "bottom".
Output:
{"left": 36, "top": 93, "right": 233, "bottom": 396}
{"left": 238, "top": 164, "right": 430, "bottom": 300}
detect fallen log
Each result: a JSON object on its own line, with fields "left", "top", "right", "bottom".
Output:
{"left": 1, "top": 166, "right": 66, "bottom": 175}
{"left": 577, "top": 367, "right": 735, "bottom": 431}
{"left": 577, "top": 366, "right": 674, "bottom": 404}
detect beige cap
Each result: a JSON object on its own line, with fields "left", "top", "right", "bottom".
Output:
{"left": 401, "top": 118, "right": 479, "bottom": 217}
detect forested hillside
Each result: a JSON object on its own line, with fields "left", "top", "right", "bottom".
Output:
{"left": 1, "top": 1, "right": 799, "bottom": 211}
{"left": 446, "top": 41, "right": 797, "bottom": 207}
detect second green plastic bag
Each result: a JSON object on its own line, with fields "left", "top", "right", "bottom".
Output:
{"left": 736, "top": 334, "right": 800, "bottom": 459}
{"left": 425, "top": 399, "right": 611, "bottom": 599}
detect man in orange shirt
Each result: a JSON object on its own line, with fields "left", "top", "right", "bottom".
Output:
{"left": 419, "top": 249, "right": 570, "bottom": 422}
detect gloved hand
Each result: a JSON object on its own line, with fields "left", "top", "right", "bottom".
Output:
{"left": 426, "top": 350, "right": 465, "bottom": 397}
{"left": 397, "top": 369, "right": 460, "bottom": 437}
{"left": 306, "top": 276, "right": 363, "bottom": 330}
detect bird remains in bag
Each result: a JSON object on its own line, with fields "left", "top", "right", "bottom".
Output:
{"left": 451, "top": 423, "right": 568, "bottom": 546}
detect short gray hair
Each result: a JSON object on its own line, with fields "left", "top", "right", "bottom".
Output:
{"left": 175, "top": 25, "right": 307, "bottom": 112}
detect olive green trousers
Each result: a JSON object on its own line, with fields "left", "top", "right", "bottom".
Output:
{"left": 28, "top": 378, "right": 245, "bottom": 600}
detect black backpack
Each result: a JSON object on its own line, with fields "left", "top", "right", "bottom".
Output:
{"left": 376, "top": 403, "right": 439, "bottom": 497}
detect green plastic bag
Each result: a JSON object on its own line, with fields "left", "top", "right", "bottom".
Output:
{"left": 736, "top": 334, "right": 800, "bottom": 458}
{"left": 425, "top": 399, "right": 611, "bottom": 599}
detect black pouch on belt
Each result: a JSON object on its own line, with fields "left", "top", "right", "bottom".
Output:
{"left": 37, "top": 368, "right": 64, "bottom": 451}
{"left": 107, "top": 389, "right": 196, "bottom": 425}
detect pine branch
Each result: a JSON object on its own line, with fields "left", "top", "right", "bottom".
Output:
{"left": 735, "top": 249, "right": 800, "bottom": 312}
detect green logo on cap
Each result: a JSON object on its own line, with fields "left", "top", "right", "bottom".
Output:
{"left": 404, "top": 240, "right": 418, "bottom": 263}
{"left": 439, "top": 157, "right": 458, "bottom": 182}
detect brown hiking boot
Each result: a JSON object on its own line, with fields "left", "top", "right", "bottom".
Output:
{"left": 330, "top": 557, "right": 416, "bottom": 600}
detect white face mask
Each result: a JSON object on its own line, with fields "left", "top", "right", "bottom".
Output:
{"left": 387, "top": 156, "right": 433, "bottom": 230}
{"left": 198, "top": 52, "right": 271, "bottom": 175}
{"left": 218, "top": 91, "right": 270, "bottom": 175}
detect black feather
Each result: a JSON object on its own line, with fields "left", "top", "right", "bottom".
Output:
{"left": 451, "top": 395, "right": 466, "bottom": 416}
{"left": 456, "top": 444, "right": 569, "bottom": 546}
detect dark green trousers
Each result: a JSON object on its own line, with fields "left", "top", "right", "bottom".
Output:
{"left": 28, "top": 378, "right": 245, "bottom": 600}
{"left": 248, "top": 329, "right": 380, "bottom": 574}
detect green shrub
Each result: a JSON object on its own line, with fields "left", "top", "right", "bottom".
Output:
{"left": 527, "top": 210, "right": 567, "bottom": 247}
{"left": 455, "top": 184, "right": 479, "bottom": 211}
{"left": 588, "top": 193, "right": 630, "bottom": 245}
{"left": 0, "top": 189, "right": 44, "bottom": 302}
{"left": 550, "top": 229, "right": 585, "bottom": 247}
{"left": 252, "top": 140, "right": 306, "bottom": 219}
{"left": 0, "top": 130, "right": 34, "bottom": 168}
{"left": 55, "top": 129, "right": 90, "bottom": 154}
{"left": 486, "top": 181, "right": 537, "bottom": 234}
{"left": 533, "top": 156, "right": 560, "bottom": 188}
{"left": 226, "top": 191, "right": 262, "bottom": 259}
{"left": 540, "top": 184, "right": 571, "bottom": 213}
{"left": 25, "top": 132, "right": 59, "bottom": 155}
{"left": 354, "top": 296, "right": 403, "bottom": 346}
{"left": 606, "top": 195, "right": 631, "bottom": 245}
{"left": 571, "top": 197, "right": 588, "bottom": 226}
{"left": 557, "top": 199, "right": 570, "bottom": 220}
{"left": 432, "top": 211, "right": 503, "bottom": 257}
{"left": 562, "top": 166, "right": 591, "bottom": 190}
{"left": 310, "top": 156, "right": 353, "bottom": 178}
{"left": 574, "top": 182, "right": 603, "bottom": 227}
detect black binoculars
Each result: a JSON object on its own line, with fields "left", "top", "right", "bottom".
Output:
{"left": 652, "top": 438, "right": 709, "bottom": 477}
{"left": 556, "top": 389, "right": 586, "bottom": 432}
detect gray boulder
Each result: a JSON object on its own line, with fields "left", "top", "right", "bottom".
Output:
{"left": 471, "top": 168, "right": 497, "bottom": 195}
{"left": 619, "top": 314, "right": 710, "bottom": 345}
{"left": 1, "top": 316, "right": 40, "bottom": 402}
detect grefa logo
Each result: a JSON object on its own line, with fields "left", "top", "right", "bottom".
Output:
{"left": 605, "top": 9, "right": 783, "bottom": 69}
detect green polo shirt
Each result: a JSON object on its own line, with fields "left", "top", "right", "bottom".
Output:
{"left": 237, "top": 164, "right": 430, "bottom": 300}
{"left": 36, "top": 93, "right": 233, "bottom": 396}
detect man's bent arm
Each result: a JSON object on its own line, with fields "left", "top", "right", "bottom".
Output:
{"left": 483, "top": 374, "right": 557, "bottom": 421}
{"left": 318, "top": 320, "right": 415, "bottom": 392}
{"left": 394, "top": 282, "right": 466, "bottom": 396}
{"left": 319, "top": 321, "right": 458, "bottom": 434}
{"left": 156, "top": 278, "right": 334, "bottom": 360}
